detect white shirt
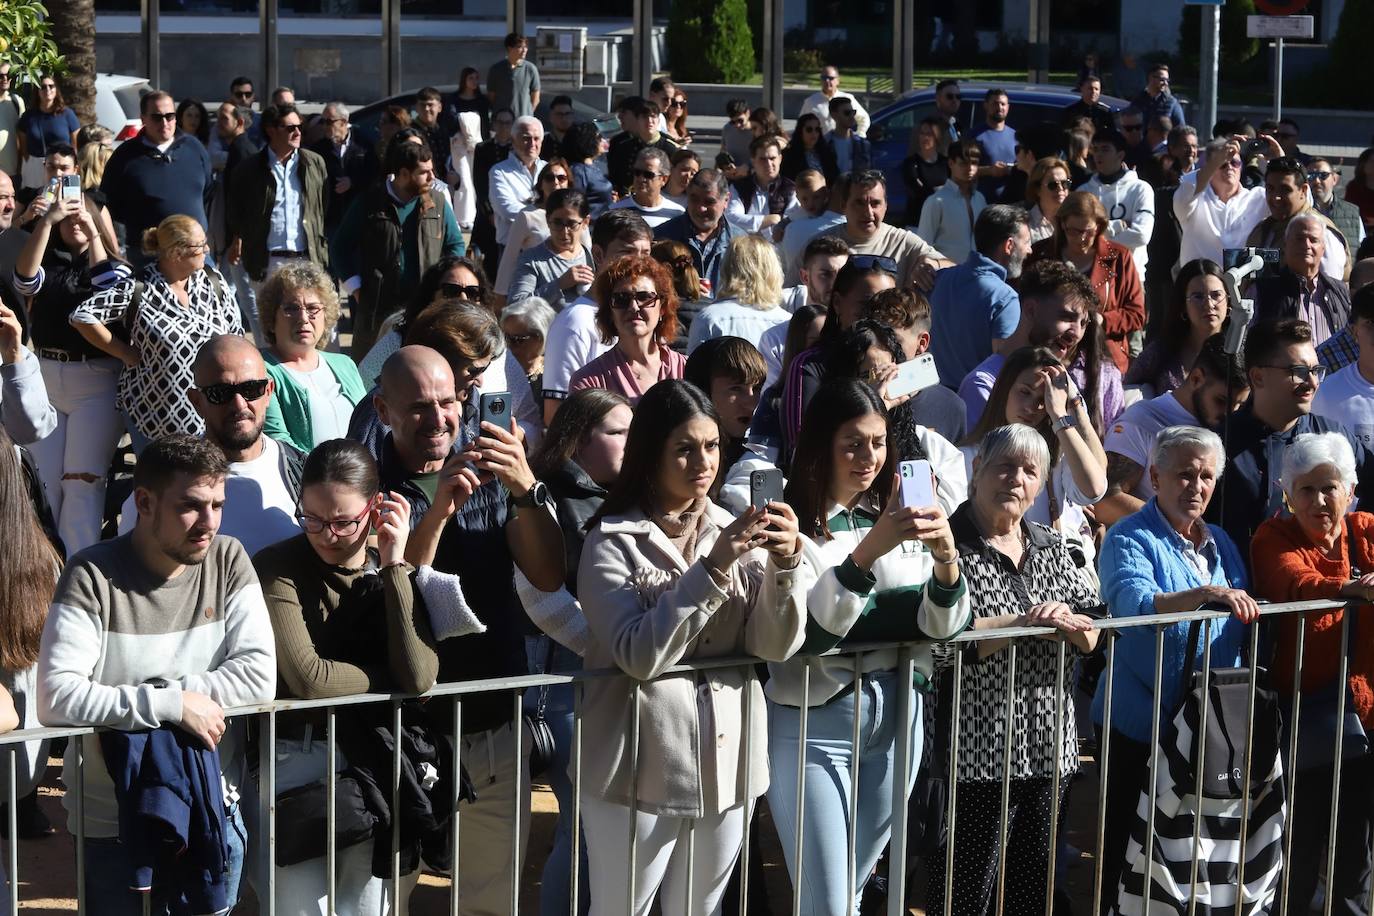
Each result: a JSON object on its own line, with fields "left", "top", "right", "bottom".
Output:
{"left": 725, "top": 179, "right": 797, "bottom": 235}
{"left": 542, "top": 295, "right": 611, "bottom": 401}
{"left": 797, "top": 90, "right": 869, "bottom": 136}
{"left": 281, "top": 359, "right": 352, "bottom": 446}
{"left": 119, "top": 436, "right": 301, "bottom": 556}
{"left": 1313, "top": 362, "right": 1374, "bottom": 449}
{"left": 686, "top": 299, "right": 791, "bottom": 354}
{"left": 1173, "top": 171, "right": 1269, "bottom": 268}
{"left": 608, "top": 195, "right": 685, "bottom": 229}
{"left": 915, "top": 182, "right": 986, "bottom": 266}
{"left": 1103, "top": 390, "right": 1197, "bottom": 499}
{"left": 489, "top": 152, "right": 547, "bottom": 245}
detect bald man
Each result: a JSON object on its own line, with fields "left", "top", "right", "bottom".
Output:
{"left": 368, "top": 344, "right": 564, "bottom": 915}
{"left": 119, "top": 335, "right": 304, "bottom": 554}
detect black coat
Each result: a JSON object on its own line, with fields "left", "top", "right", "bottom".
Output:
{"left": 311, "top": 132, "right": 379, "bottom": 232}
{"left": 1251, "top": 269, "right": 1352, "bottom": 332}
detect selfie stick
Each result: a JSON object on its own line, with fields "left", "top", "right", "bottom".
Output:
{"left": 1217, "top": 250, "right": 1266, "bottom": 530}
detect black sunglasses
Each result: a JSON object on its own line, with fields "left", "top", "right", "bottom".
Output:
{"left": 440, "top": 282, "right": 483, "bottom": 301}
{"left": 848, "top": 254, "right": 898, "bottom": 274}
{"left": 609, "top": 290, "right": 661, "bottom": 310}
{"left": 149, "top": 112, "right": 177, "bottom": 122}
{"left": 197, "top": 379, "right": 270, "bottom": 405}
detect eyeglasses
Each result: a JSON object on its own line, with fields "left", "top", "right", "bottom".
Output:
{"left": 39, "top": 84, "right": 56, "bottom": 92}
{"left": 1308, "top": 171, "right": 1335, "bottom": 182}
{"left": 1258, "top": 363, "right": 1327, "bottom": 385}
{"left": 180, "top": 241, "right": 211, "bottom": 255}
{"left": 609, "top": 290, "right": 661, "bottom": 310}
{"left": 1185, "top": 290, "right": 1227, "bottom": 306}
{"left": 233, "top": 90, "right": 254, "bottom": 99}
{"left": 440, "top": 282, "right": 483, "bottom": 301}
{"left": 197, "top": 378, "right": 270, "bottom": 405}
{"left": 504, "top": 332, "right": 539, "bottom": 347}
{"left": 457, "top": 360, "right": 491, "bottom": 381}
{"left": 0, "top": 73, "right": 11, "bottom": 82}
{"left": 848, "top": 255, "right": 898, "bottom": 274}
{"left": 1043, "top": 179, "right": 1073, "bottom": 191}
{"left": 549, "top": 217, "right": 582, "bottom": 230}
{"left": 281, "top": 303, "right": 324, "bottom": 319}
{"left": 632, "top": 168, "right": 663, "bottom": 181}
{"left": 149, "top": 112, "right": 177, "bottom": 122}
{"left": 821, "top": 73, "right": 839, "bottom": 81}
{"left": 278, "top": 122, "right": 303, "bottom": 133}
{"left": 668, "top": 100, "right": 686, "bottom": 109}
{"left": 296, "top": 502, "right": 371, "bottom": 537}
{"left": 1222, "top": 157, "right": 1243, "bottom": 169}
{"left": 1063, "top": 223, "right": 1096, "bottom": 236}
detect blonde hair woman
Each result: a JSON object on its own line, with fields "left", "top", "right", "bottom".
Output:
{"left": 258, "top": 260, "right": 367, "bottom": 452}
{"left": 686, "top": 234, "right": 789, "bottom": 353}
{"left": 70, "top": 214, "right": 242, "bottom": 451}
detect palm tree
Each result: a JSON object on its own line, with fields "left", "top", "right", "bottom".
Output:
{"left": 47, "top": 0, "right": 97, "bottom": 126}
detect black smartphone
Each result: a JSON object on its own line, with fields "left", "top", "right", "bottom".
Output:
{"left": 749, "top": 468, "right": 784, "bottom": 512}
{"left": 715, "top": 151, "right": 736, "bottom": 171}
{"left": 1240, "top": 137, "right": 1268, "bottom": 159}
{"left": 479, "top": 391, "right": 511, "bottom": 429}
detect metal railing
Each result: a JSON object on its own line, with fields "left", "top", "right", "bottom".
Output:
{"left": 0, "top": 595, "right": 1366, "bottom": 916}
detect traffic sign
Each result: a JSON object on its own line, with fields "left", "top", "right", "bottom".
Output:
{"left": 1255, "top": 0, "right": 1312, "bottom": 14}
{"left": 1246, "top": 14, "right": 1315, "bottom": 37}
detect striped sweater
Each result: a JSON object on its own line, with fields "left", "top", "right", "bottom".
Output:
{"left": 37, "top": 534, "right": 276, "bottom": 837}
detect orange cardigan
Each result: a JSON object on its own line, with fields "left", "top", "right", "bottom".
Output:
{"left": 1250, "top": 512, "right": 1374, "bottom": 727}
{"left": 1026, "top": 236, "right": 1145, "bottom": 376}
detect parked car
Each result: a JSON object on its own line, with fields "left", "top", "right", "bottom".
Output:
{"left": 349, "top": 86, "right": 618, "bottom": 146}
{"left": 95, "top": 73, "right": 149, "bottom": 144}
{"left": 866, "top": 81, "right": 1131, "bottom": 222}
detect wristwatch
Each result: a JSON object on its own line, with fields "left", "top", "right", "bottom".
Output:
{"left": 1052, "top": 414, "right": 1079, "bottom": 433}
{"left": 510, "top": 480, "right": 552, "bottom": 510}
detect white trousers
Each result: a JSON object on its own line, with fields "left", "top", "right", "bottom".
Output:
{"left": 581, "top": 796, "right": 747, "bottom": 916}
{"left": 27, "top": 356, "right": 124, "bottom": 554}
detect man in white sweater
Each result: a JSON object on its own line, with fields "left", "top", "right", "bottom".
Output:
{"left": 1081, "top": 128, "right": 1155, "bottom": 282}
{"left": 37, "top": 433, "right": 276, "bottom": 913}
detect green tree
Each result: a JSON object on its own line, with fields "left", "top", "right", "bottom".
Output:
{"left": 666, "top": 0, "right": 756, "bottom": 84}
{"left": 0, "top": 1, "right": 66, "bottom": 87}
{"left": 1327, "top": 0, "right": 1374, "bottom": 107}
{"left": 1178, "top": 0, "right": 1261, "bottom": 75}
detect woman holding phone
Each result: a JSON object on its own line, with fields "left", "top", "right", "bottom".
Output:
{"left": 766, "top": 378, "right": 970, "bottom": 916}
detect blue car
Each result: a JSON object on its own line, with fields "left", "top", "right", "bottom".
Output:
{"left": 865, "top": 81, "right": 1132, "bottom": 224}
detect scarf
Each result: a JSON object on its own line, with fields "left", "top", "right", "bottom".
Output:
{"left": 651, "top": 498, "right": 708, "bottom": 565}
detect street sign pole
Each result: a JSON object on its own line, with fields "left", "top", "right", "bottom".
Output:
{"left": 1273, "top": 36, "right": 1283, "bottom": 121}
{"left": 1200, "top": 4, "right": 1219, "bottom": 135}
{"left": 1246, "top": 15, "right": 1314, "bottom": 122}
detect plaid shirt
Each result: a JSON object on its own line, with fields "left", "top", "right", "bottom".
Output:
{"left": 1318, "top": 325, "right": 1359, "bottom": 373}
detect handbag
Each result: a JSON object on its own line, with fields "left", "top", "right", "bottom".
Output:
{"left": 273, "top": 771, "right": 378, "bottom": 867}
{"left": 524, "top": 637, "right": 557, "bottom": 779}
{"left": 1284, "top": 528, "right": 1369, "bottom": 770}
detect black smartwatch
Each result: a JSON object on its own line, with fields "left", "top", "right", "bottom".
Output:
{"left": 510, "top": 480, "right": 552, "bottom": 510}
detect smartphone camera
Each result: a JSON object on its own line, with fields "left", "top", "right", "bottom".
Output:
{"left": 485, "top": 397, "right": 506, "bottom": 416}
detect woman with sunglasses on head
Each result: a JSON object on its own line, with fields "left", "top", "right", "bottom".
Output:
{"left": 70, "top": 214, "right": 242, "bottom": 452}
{"left": 578, "top": 379, "right": 807, "bottom": 916}
{"left": 258, "top": 261, "right": 367, "bottom": 453}
{"left": 1126, "top": 259, "right": 1230, "bottom": 398}
{"left": 16, "top": 74, "right": 79, "bottom": 189}
{"left": 569, "top": 255, "right": 687, "bottom": 406}
{"left": 253, "top": 438, "right": 444, "bottom": 916}
{"left": 780, "top": 114, "right": 828, "bottom": 183}
{"left": 493, "top": 158, "right": 582, "bottom": 306}
{"left": 1025, "top": 157, "right": 1073, "bottom": 244}
{"left": 13, "top": 192, "right": 128, "bottom": 555}
{"left": 508, "top": 188, "right": 595, "bottom": 312}
{"left": 1025, "top": 191, "right": 1145, "bottom": 375}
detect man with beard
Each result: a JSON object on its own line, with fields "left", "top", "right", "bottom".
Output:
{"left": 971, "top": 88, "right": 1017, "bottom": 201}
{"left": 369, "top": 345, "right": 564, "bottom": 916}
{"left": 117, "top": 335, "right": 303, "bottom": 555}
{"left": 1096, "top": 334, "right": 1249, "bottom": 524}
{"left": 958, "top": 258, "right": 1126, "bottom": 429}
{"left": 37, "top": 432, "right": 276, "bottom": 913}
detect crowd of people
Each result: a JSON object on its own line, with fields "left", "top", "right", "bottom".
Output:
{"left": 0, "top": 44, "right": 1372, "bottom": 916}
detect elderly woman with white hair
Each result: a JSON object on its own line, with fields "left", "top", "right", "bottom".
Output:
{"left": 499, "top": 296, "right": 555, "bottom": 395}
{"left": 1251, "top": 431, "right": 1374, "bottom": 914}
{"left": 1090, "top": 424, "right": 1259, "bottom": 907}
{"left": 926, "top": 423, "right": 1101, "bottom": 915}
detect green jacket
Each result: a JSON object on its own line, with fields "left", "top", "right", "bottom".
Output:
{"left": 228, "top": 146, "right": 330, "bottom": 281}
{"left": 262, "top": 349, "right": 368, "bottom": 453}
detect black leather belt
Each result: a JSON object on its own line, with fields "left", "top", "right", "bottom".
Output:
{"left": 37, "top": 347, "right": 93, "bottom": 363}
{"left": 268, "top": 250, "right": 308, "bottom": 258}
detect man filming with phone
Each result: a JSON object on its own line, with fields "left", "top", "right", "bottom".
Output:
{"left": 1174, "top": 133, "right": 1283, "bottom": 268}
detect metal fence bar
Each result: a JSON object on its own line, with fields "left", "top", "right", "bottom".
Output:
{"left": 993, "top": 640, "right": 1017, "bottom": 916}
{"left": 7, "top": 746, "right": 17, "bottom": 916}
{"left": 886, "top": 649, "right": 915, "bottom": 916}
{"left": 390, "top": 700, "right": 402, "bottom": 916}
{"left": 792, "top": 662, "right": 811, "bottom": 916}
{"left": 846, "top": 656, "right": 863, "bottom": 912}
{"left": 75, "top": 731, "right": 85, "bottom": 916}
{"left": 1092, "top": 631, "right": 1116, "bottom": 916}
{"left": 943, "top": 648, "right": 963, "bottom": 916}
{"left": 1278, "top": 616, "right": 1306, "bottom": 916}
{"left": 1323, "top": 610, "right": 1354, "bottom": 916}
{"left": 1142, "top": 625, "right": 1166, "bottom": 914}
{"left": 451, "top": 699, "right": 463, "bottom": 916}
{"left": 1186, "top": 619, "right": 1213, "bottom": 914}
{"left": 512, "top": 690, "right": 524, "bottom": 916}
{"left": 738, "top": 666, "right": 754, "bottom": 915}
{"left": 265, "top": 709, "right": 277, "bottom": 916}
{"left": 682, "top": 814, "right": 695, "bottom": 913}
{"left": 627, "top": 681, "right": 641, "bottom": 915}
{"left": 326, "top": 707, "right": 337, "bottom": 916}
{"left": 571, "top": 685, "right": 583, "bottom": 916}
{"left": 1043, "top": 639, "right": 1067, "bottom": 916}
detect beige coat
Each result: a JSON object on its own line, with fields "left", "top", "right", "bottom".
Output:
{"left": 577, "top": 501, "right": 810, "bottom": 817}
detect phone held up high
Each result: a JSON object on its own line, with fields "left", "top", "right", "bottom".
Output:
{"left": 885, "top": 354, "right": 941, "bottom": 401}
{"left": 479, "top": 391, "right": 511, "bottom": 428}
{"left": 59, "top": 174, "right": 81, "bottom": 201}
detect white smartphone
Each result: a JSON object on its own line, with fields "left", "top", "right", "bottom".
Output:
{"left": 886, "top": 354, "right": 940, "bottom": 400}
{"left": 898, "top": 459, "right": 935, "bottom": 509}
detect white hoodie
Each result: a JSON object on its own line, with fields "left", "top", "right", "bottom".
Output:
{"left": 1081, "top": 168, "right": 1155, "bottom": 281}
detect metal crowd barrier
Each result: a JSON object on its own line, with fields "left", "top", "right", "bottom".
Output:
{"left": 0, "top": 596, "right": 1365, "bottom": 916}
